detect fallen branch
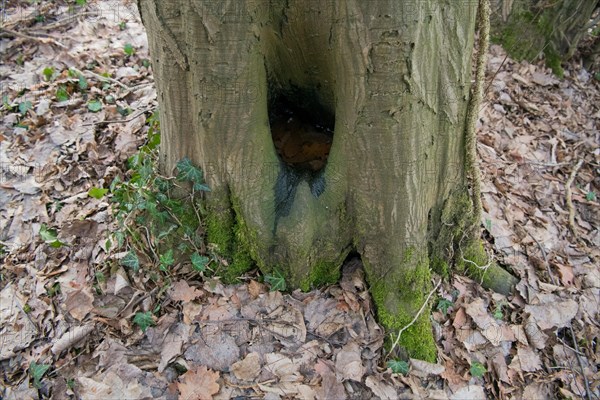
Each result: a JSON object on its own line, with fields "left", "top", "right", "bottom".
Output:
{"left": 0, "top": 27, "right": 67, "bottom": 49}
{"left": 565, "top": 159, "right": 584, "bottom": 238}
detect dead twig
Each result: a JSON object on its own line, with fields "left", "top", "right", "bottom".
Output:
{"left": 70, "top": 67, "right": 130, "bottom": 90}
{"left": 565, "top": 159, "right": 584, "bottom": 238}
{"left": 0, "top": 27, "right": 67, "bottom": 49}
{"left": 569, "top": 324, "right": 593, "bottom": 400}
{"left": 527, "top": 230, "right": 557, "bottom": 285}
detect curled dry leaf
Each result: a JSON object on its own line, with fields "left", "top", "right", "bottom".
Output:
{"left": 51, "top": 324, "right": 95, "bottom": 355}
{"left": 365, "top": 375, "right": 398, "bottom": 399}
{"left": 410, "top": 358, "right": 445, "bottom": 377}
{"left": 264, "top": 353, "right": 302, "bottom": 382}
{"left": 231, "top": 352, "right": 261, "bottom": 381}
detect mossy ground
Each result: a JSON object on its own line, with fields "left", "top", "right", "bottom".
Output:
{"left": 491, "top": 8, "right": 565, "bottom": 76}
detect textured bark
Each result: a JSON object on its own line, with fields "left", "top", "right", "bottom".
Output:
{"left": 139, "top": 0, "right": 482, "bottom": 360}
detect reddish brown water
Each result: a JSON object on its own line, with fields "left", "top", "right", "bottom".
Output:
{"left": 271, "top": 115, "right": 332, "bottom": 172}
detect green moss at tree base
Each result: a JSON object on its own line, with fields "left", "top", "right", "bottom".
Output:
{"left": 205, "top": 200, "right": 255, "bottom": 283}
{"left": 299, "top": 260, "right": 341, "bottom": 292}
{"left": 366, "top": 249, "right": 437, "bottom": 362}
{"left": 457, "top": 241, "right": 517, "bottom": 296}
{"left": 429, "top": 188, "right": 518, "bottom": 295}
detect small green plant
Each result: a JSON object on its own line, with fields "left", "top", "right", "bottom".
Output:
{"left": 133, "top": 311, "right": 155, "bottom": 332}
{"left": 387, "top": 359, "right": 410, "bottom": 375}
{"left": 493, "top": 302, "right": 505, "bottom": 320}
{"left": 159, "top": 249, "right": 175, "bottom": 271}
{"left": 191, "top": 253, "right": 209, "bottom": 272}
{"left": 124, "top": 43, "right": 135, "bottom": 56}
{"left": 42, "top": 66, "right": 55, "bottom": 82}
{"left": 121, "top": 251, "right": 140, "bottom": 272}
{"left": 47, "top": 282, "right": 61, "bottom": 297}
{"left": 39, "top": 224, "right": 66, "bottom": 248}
{"left": 470, "top": 361, "right": 486, "bottom": 378}
{"left": 78, "top": 75, "right": 88, "bottom": 91}
{"left": 88, "top": 187, "right": 108, "bottom": 199}
{"left": 265, "top": 270, "right": 286, "bottom": 291}
{"left": 118, "top": 21, "right": 127, "bottom": 30}
{"left": 109, "top": 111, "right": 214, "bottom": 279}
{"left": 587, "top": 191, "right": 597, "bottom": 201}
{"left": 66, "top": 378, "right": 76, "bottom": 390}
{"left": 18, "top": 101, "right": 32, "bottom": 116}
{"left": 29, "top": 362, "right": 50, "bottom": 388}
{"left": 436, "top": 298, "right": 454, "bottom": 315}
{"left": 87, "top": 99, "right": 102, "bottom": 112}
{"left": 56, "top": 86, "right": 69, "bottom": 102}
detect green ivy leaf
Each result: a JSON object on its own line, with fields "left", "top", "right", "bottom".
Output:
{"left": 193, "top": 182, "right": 211, "bottom": 192}
{"left": 42, "top": 66, "right": 55, "bottom": 81}
{"left": 121, "top": 250, "right": 140, "bottom": 272}
{"left": 493, "top": 305, "right": 504, "bottom": 320}
{"left": 133, "top": 311, "right": 155, "bottom": 332}
{"left": 56, "top": 86, "right": 69, "bottom": 102}
{"left": 18, "top": 100, "right": 32, "bottom": 115}
{"left": 159, "top": 249, "right": 174, "bottom": 271}
{"left": 176, "top": 157, "right": 203, "bottom": 182}
{"left": 124, "top": 43, "right": 135, "bottom": 56}
{"left": 436, "top": 298, "right": 454, "bottom": 315}
{"left": 88, "top": 187, "right": 108, "bottom": 199}
{"left": 39, "top": 224, "right": 65, "bottom": 248}
{"left": 29, "top": 362, "right": 51, "bottom": 388}
{"left": 470, "top": 362, "right": 487, "bottom": 378}
{"left": 87, "top": 99, "right": 102, "bottom": 112}
{"left": 387, "top": 359, "right": 409, "bottom": 375}
{"left": 78, "top": 74, "right": 88, "bottom": 90}
{"left": 265, "top": 270, "right": 286, "bottom": 292}
{"left": 191, "top": 253, "right": 209, "bottom": 272}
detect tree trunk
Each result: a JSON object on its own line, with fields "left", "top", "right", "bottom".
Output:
{"left": 139, "top": 0, "right": 490, "bottom": 361}
{"left": 490, "top": 0, "right": 599, "bottom": 75}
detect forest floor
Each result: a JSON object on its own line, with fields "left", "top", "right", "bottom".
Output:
{"left": 0, "top": 1, "right": 598, "bottom": 399}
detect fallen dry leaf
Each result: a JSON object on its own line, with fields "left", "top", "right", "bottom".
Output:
{"left": 524, "top": 297, "right": 578, "bottom": 330}
{"left": 365, "top": 374, "right": 398, "bottom": 399}
{"left": 178, "top": 366, "right": 220, "bottom": 400}
{"left": 231, "top": 352, "right": 261, "bottom": 381}
{"left": 335, "top": 341, "right": 365, "bottom": 382}
{"left": 65, "top": 287, "right": 94, "bottom": 321}
{"left": 314, "top": 359, "right": 346, "bottom": 400}
{"left": 170, "top": 280, "right": 203, "bottom": 302}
